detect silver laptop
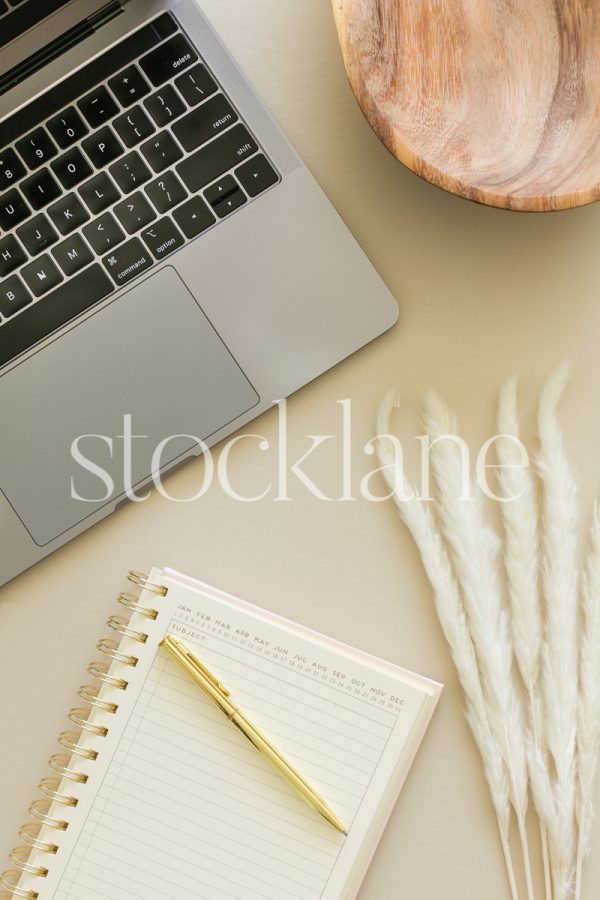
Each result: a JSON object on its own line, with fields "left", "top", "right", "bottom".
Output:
{"left": 0, "top": 0, "right": 398, "bottom": 587}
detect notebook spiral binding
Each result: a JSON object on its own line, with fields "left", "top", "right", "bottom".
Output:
{"left": 0, "top": 571, "right": 169, "bottom": 899}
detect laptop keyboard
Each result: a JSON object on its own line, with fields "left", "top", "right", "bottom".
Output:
{"left": 0, "top": 12, "right": 280, "bottom": 367}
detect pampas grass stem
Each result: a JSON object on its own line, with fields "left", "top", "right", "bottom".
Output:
{"left": 537, "top": 364, "right": 579, "bottom": 900}
{"left": 421, "top": 391, "right": 534, "bottom": 900}
{"left": 497, "top": 377, "right": 552, "bottom": 900}
{"left": 377, "top": 391, "right": 520, "bottom": 900}
{"left": 575, "top": 498, "right": 600, "bottom": 900}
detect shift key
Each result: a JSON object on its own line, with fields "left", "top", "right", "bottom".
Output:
{"left": 176, "top": 125, "right": 258, "bottom": 193}
{"left": 103, "top": 237, "right": 153, "bottom": 286}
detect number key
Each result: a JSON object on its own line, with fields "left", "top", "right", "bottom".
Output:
{"left": 16, "top": 127, "right": 57, "bottom": 170}
{"left": 47, "top": 107, "right": 88, "bottom": 149}
{"left": 0, "top": 148, "right": 26, "bottom": 191}
{"left": 145, "top": 171, "right": 187, "bottom": 213}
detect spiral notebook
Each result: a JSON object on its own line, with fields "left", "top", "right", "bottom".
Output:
{"left": 3, "top": 568, "right": 442, "bottom": 900}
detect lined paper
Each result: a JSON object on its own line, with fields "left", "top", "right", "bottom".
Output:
{"left": 43, "top": 572, "right": 440, "bottom": 900}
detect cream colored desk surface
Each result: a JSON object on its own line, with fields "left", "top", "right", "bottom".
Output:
{"left": 2, "top": 2, "right": 600, "bottom": 898}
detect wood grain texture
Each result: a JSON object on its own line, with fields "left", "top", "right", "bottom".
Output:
{"left": 332, "top": 0, "right": 600, "bottom": 211}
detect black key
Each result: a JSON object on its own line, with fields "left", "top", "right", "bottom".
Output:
{"left": 79, "top": 172, "right": 120, "bottom": 215}
{"left": 172, "top": 196, "right": 215, "bottom": 239}
{"left": 51, "top": 147, "right": 93, "bottom": 189}
{"left": 0, "top": 265, "right": 113, "bottom": 367}
{"left": 113, "top": 105, "right": 155, "bottom": 148}
{"left": 0, "top": 275, "right": 32, "bottom": 319}
{"left": 144, "top": 86, "right": 186, "bottom": 128}
{"left": 172, "top": 94, "right": 238, "bottom": 152}
{"left": 205, "top": 175, "right": 246, "bottom": 218}
{"left": 0, "top": 188, "right": 30, "bottom": 229}
{"left": 52, "top": 234, "right": 94, "bottom": 276}
{"left": 48, "top": 193, "right": 90, "bottom": 235}
{"left": 108, "top": 65, "right": 151, "bottom": 107}
{"left": 0, "top": 2, "right": 8, "bottom": 14}
{"left": 17, "top": 214, "right": 58, "bottom": 256}
{"left": 78, "top": 86, "right": 119, "bottom": 129}
{"left": 154, "top": 12, "right": 177, "bottom": 40}
{"left": 176, "top": 124, "right": 258, "bottom": 193}
{"left": 140, "top": 132, "right": 183, "bottom": 173}
{"left": 0, "top": 148, "right": 26, "bottom": 191}
{"left": 47, "top": 107, "right": 88, "bottom": 149}
{"left": 140, "top": 34, "right": 198, "bottom": 87}
{"left": 82, "top": 127, "right": 124, "bottom": 169}
{"left": 114, "top": 192, "right": 156, "bottom": 234}
{"left": 141, "top": 216, "right": 184, "bottom": 261}
{"left": 21, "top": 253, "right": 63, "bottom": 297}
{"left": 175, "top": 64, "right": 217, "bottom": 107}
{"left": 16, "top": 127, "right": 57, "bottom": 170}
{"left": 109, "top": 151, "right": 151, "bottom": 194}
{"left": 21, "top": 168, "right": 61, "bottom": 211}
{"left": 145, "top": 171, "right": 187, "bottom": 213}
{"left": 236, "top": 154, "right": 279, "bottom": 197}
{"left": 83, "top": 213, "right": 125, "bottom": 254}
{"left": 103, "top": 237, "right": 152, "bottom": 286}
{"left": 0, "top": 234, "right": 27, "bottom": 277}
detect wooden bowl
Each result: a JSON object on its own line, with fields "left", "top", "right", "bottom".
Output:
{"left": 332, "top": 1, "right": 600, "bottom": 211}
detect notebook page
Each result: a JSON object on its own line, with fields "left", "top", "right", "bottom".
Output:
{"left": 34, "top": 570, "right": 439, "bottom": 900}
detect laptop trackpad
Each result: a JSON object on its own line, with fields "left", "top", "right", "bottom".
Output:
{"left": 0, "top": 266, "right": 258, "bottom": 546}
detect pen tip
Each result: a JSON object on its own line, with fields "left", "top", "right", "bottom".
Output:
{"left": 343, "top": 830, "right": 348, "bottom": 836}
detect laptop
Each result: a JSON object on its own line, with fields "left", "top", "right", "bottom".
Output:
{"left": 0, "top": 0, "right": 398, "bottom": 587}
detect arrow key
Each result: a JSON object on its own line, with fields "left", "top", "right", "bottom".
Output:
{"left": 204, "top": 175, "right": 247, "bottom": 218}
{"left": 172, "top": 195, "right": 215, "bottom": 239}
{"left": 235, "top": 154, "right": 279, "bottom": 198}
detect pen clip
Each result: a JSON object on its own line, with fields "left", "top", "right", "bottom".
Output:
{"left": 184, "top": 650, "right": 231, "bottom": 697}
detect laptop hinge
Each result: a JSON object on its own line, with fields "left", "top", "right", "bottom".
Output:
{"left": 0, "top": 1, "right": 126, "bottom": 97}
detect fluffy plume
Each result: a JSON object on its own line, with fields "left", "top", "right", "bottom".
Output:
{"left": 377, "top": 391, "right": 519, "bottom": 900}
{"left": 576, "top": 498, "right": 600, "bottom": 897}
{"left": 537, "top": 363, "right": 579, "bottom": 900}
{"left": 421, "top": 391, "right": 533, "bottom": 899}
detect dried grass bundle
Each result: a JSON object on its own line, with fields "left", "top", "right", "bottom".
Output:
{"left": 377, "top": 367, "right": 600, "bottom": 900}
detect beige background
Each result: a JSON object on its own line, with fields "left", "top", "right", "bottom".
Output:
{"left": 2, "top": 1, "right": 600, "bottom": 897}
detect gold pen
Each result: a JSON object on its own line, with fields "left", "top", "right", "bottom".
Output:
{"left": 160, "top": 634, "right": 347, "bottom": 834}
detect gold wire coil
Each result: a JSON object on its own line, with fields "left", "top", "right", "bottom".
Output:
{"left": 0, "top": 871, "right": 38, "bottom": 899}
{"left": 38, "top": 777, "right": 78, "bottom": 808}
{"left": 68, "top": 708, "right": 108, "bottom": 737}
{"left": 48, "top": 754, "right": 87, "bottom": 784}
{"left": 87, "top": 660, "right": 128, "bottom": 689}
{"left": 97, "top": 638, "right": 138, "bottom": 667}
{"left": 8, "top": 848, "right": 48, "bottom": 878}
{"left": 117, "top": 591, "right": 158, "bottom": 619}
{"left": 58, "top": 731, "right": 98, "bottom": 761}
{"left": 17, "top": 825, "right": 57, "bottom": 854}
{"left": 106, "top": 615, "right": 148, "bottom": 644}
{"left": 78, "top": 685, "right": 118, "bottom": 713}
{"left": 127, "top": 570, "right": 168, "bottom": 595}
{"left": 28, "top": 800, "right": 68, "bottom": 831}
